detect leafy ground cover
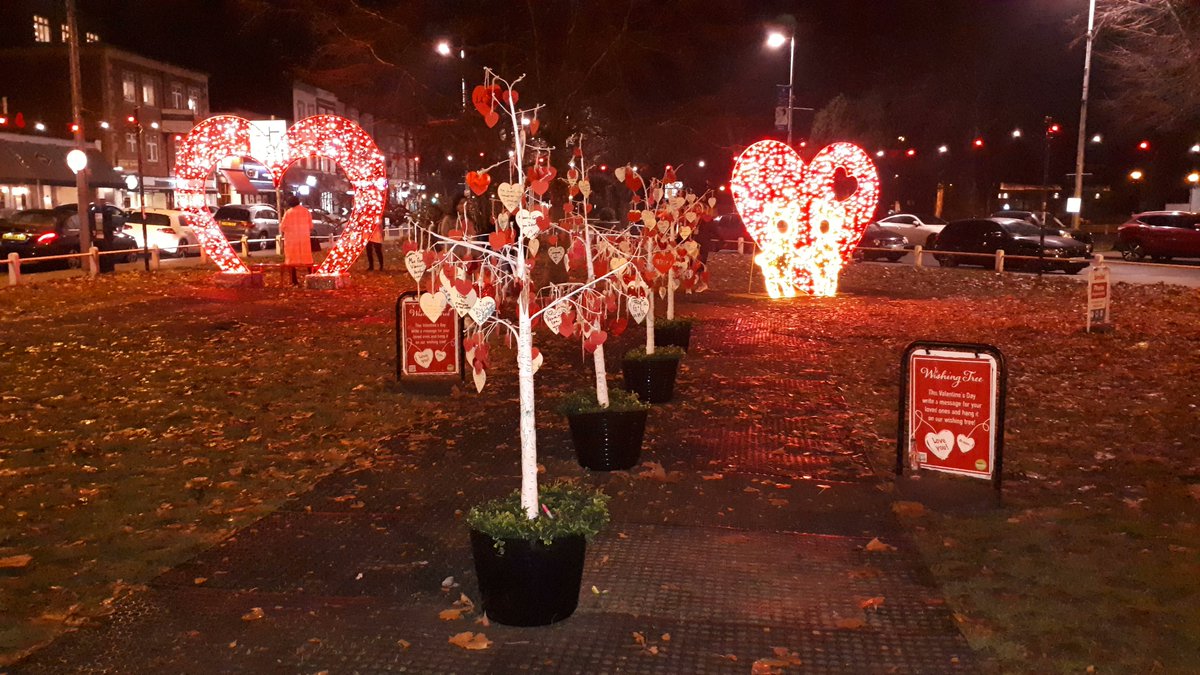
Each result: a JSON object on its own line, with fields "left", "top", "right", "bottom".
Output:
{"left": 1, "top": 254, "right": 1197, "bottom": 673}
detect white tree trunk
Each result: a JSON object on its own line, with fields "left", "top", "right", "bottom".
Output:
{"left": 593, "top": 343, "right": 609, "bottom": 407}
{"left": 645, "top": 289, "right": 656, "bottom": 355}
{"left": 517, "top": 301, "right": 538, "bottom": 519}
{"left": 666, "top": 267, "right": 676, "bottom": 321}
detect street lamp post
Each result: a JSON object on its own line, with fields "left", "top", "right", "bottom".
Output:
{"left": 436, "top": 40, "right": 467, "bottom": 112}
{"left": 1071, "top": 0, "right": 1098, "bottom": 230}
{"left": 766, "top": 30, "right": 796, "bottom": 146}
{"left": 132, "top": 107, "right": 148, "bottom": 271}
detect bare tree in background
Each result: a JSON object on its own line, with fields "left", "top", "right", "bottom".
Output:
{"left": 1093, "top": 0, "right": 1200, "bottom": 131}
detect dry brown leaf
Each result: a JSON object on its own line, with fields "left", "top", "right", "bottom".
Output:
{"left": 448, "top": 631, "right": 491, "bottom": 650}
{"left": 241, "top": 607, "right": 265, "bottom": 621}
{"left": 439, "top": 608, "right": 465, "bottom": 621}
{"left": 193, "top": 577, "right": 207, "bottom": 585}
{"left": 860, "top": 596, "right": 886, "bottom": 611}
{"left": 0, "top": 554, "right": 33, "bottom": 569}
{"left": 864, "top": 537, "right": 897, "bottom": 552}
{"left": 835, "top": 617, "right": 866, "bottom": 629}
{"left": 701, "top": 473, "right": 724, "bottom": 480}
{"left": 397, "top": 639, "right": 411, "bottom": 649}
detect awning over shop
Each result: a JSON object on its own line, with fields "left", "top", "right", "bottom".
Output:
{"left": 219, "top": 168, "right": 258, "bottom": 194}
{"left": 0, "top": 133, "right": 125, "bottom": 188}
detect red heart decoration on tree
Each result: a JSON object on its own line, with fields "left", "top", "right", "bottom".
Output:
{"left": 583, "top": 330, "right": 607, "bottom": 353}
{"left": 730, "top": 140, "right": 879, "bottom": 297}
{"left": 466, "top": 170, "right": 492, "bottom": 196}
{"left": 530, "top": 119, "right": 540, "bottom": 136}
{"left": 558, "top": 311, "right": 576, "bottom": 338}
{"left": 471, "top": 85, "right": 494, "bottom": 118}
{"left": 484, "top": 110, "right": 500, "bottom": 128}
{"left": 500, "top": 89, "right": 519, "bottom": 105}
{"left": 609, "top": 316, "right": 628, "bottom": 337}
{"left": 488, "top": 229, "right": 511, "bottom": 250}
{"left": 652, "top": 251, "right": 674, "bottom": 275}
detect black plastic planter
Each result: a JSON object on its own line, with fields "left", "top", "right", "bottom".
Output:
{"left": 654, "top": 323, "right": 692, "bottom": 350}
{"left": 621, "top": 356, "right": 681, "bottom": 403}
{"left": 469, "top": 530, "right": 586, "bottom": 626}
{"left": 565, "top": 408, "right": 648, "bottom": 471}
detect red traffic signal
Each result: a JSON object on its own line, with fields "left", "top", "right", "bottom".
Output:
{"left": 126, "top": 115, "right": 137, "bottom": 125}
{"left": 973, "top": 137, "right": 984, "bottom": 148}
{"left": 905, "top": 148, "right": 917, "bottom": 157}
{"left": 1047, "top": 123, "right": 1061, "bottom": 135}
{"left": 1137, "top": 140, "right": 1150, "bottom": 151}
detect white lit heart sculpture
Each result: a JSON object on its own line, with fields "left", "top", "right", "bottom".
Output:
{"left": 173, "top": 115, "right": 387, "bottom": 276}
{"left": 730, "top": 140, "right": 879, "bottom": 298}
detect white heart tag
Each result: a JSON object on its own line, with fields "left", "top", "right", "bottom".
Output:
{"left": 496, "top": 183, "right": 522, "bottom": 213}
{"left": 472, "top": 366, "right": 486, "bottom": 393}
{"left": 924, "top": 430, "right": 955, "bottom": 461}
{"left": 684, "top": 211, "right": 698, "bottom": 224}
{"left": 669, "top": 196, "right": 684, "bottom": 210}
{"left": 679, "top": 226, "right": 693, "bottom": 239}
{"left": 578, "top": 180, "right": 591, "bottom": 198}
{"left": 404, "top": 250, "right": 426, "bottom": 283}
{"left": 413, "top": 348, "right": 434, "bottom": 369}
{"left": 528, "top": 238, "right": 540, "bottom": 257}
{"left": 609, "top": 256, "right": 628, "bottom": 272}
{"left": 641, "top": 210, "right": 657, "bottom": 229}
{"left": 419, "top": 291, "right": 447, "bottom": 323}
{"left": 547, "top": 246, "right": 565, "bottom": 265}
{"left": 469, "top": 295, "right": 496, "bottom": 325}
{"left": 516, "top": 209, "right": 541, "bottom": 240}
{"left": 543, "top": 305, "right": 565, "bottom": 334}
{"left": 449, "top": 287, "right": 478, "bottom": 317}
{"left": 530, "top": 347, "right": 543, "bottom": 374}
{"left": 686, "top": 193, "right": 697, "bottom": 203}
{"left": 614, "top": 166, "right": 626, "bottom": 182}
{"left": 707, "top": 197, "right": 717, "bottom": 208}
{"left": 956, "top": 434, "right": 976, "bottom": 453}
{"left": 627, "top": 296, "right": 649, "bottom": 324}
{"left": 652, "top": 187, "right": 664, "bottom": 203}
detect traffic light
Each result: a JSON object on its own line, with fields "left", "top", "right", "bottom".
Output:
{"left": 973, "top": 137, "right": 984, "bottom": 148}
{"left": 1137, "top": 140, "right": 1150, "bottom": 151}
{"left": 1045, "top": 117, "right": 1061, "bottom": 137}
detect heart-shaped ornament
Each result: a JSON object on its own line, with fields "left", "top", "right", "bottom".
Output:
{"left": 730, "top": 140, "right": 879, "bottom": 298}
{"left": 434, "top": 349, "right": 447, "bottom": 362}
{"left": 448, "top": 283, "right": 478, "bottom": 317}
{"left": 496, "top": 183, "right": 522, "bottom": 213}
{"left": 516, "top": 209, "right": 541, "bottom": 240}
{"left": 547, "top": 246, "right": 565, "bottom": 265}
{"left": 466, "top": 170, "right": 491, "bottom": 196}
{"left": 530, "top": 347, "right": 543, "bottom": 374}
{"left": 543, "top": 304, "right": 565, "bottom": 334}
{"left": 627, "top": 296, "right": 649, "bottom": 324}
{"left": 578, "top": 179, "right": 592, "bottom": 198}
{"left": 613, "top": 166, "right": 626, "bottom": 182}
{"left": 956, "top": 434, "right": 976, "bottom": 453}
{"left": 405, "top": 250, "right": 427, "bottom": 283}
{"left": 473, "top": 365, "right": 487, "bottom": 393}
{"left": 419, "top": 291, "right": 447, "bottom": 323}
{"left": 469, "top": 295, "right": 496, "bottom": 325}
{"left": 924, "top": 430, "right": 955, "bottom": 461}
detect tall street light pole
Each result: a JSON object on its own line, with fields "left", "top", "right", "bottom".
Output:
{"left": 1071, "top": 0, "right": 1097, "bottom": 229}
{"left": 436, "top": 40, "right": 467, "bottom": 112}
{"left": 66, "top": 0, "right": 92, "bottom": 265}
{"left": 766, "top": 30, "right": 796, "bottom": 146}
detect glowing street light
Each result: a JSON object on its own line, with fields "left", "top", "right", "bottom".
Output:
{"left": 1091, "top": 134, "right": 1102, "bottom": 144}
{"left": 697, "top": 160, "right": 706, "bottom": 168}
{"left": 1187, "top": 172, "right": 1200, "bottom": 185}
{"left": 435, "top": 40, "right": 452, "bottom": 57}
{"left": 1190, "top": 144, "right": 1200, "bottom": 154}
{"left": 1011, "top": 128, "right": 1023, "bottom": 139}
{"left": 765, "top": 31, "right": 787, "bottom": 49}
{"left": 65, "top": 148, "right": 88, "bottom": 174}
{"left": 937, "top": 145, "right": 949, "bottom": 154}
{"left": 1128, "top": 169, "right": 1144, "bottom": 181}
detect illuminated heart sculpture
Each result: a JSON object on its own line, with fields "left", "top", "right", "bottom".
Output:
{"left": 173, "top": 114, "right": 387, "bottom": 277}
{"left": 731, "top": 140, "right": 879, "bottom": 298}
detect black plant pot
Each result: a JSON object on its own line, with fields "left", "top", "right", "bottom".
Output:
{"left": 621, "top": 356, "right": 681, "bottom": 403}
{"left": 469, "top": 530, "right": 586, "bottom": 626}
{"left": 654, "top": 323, "right": 692, "bottom": 350}
{"left": 565, "top": 408, "right": 648, "bottom": 471}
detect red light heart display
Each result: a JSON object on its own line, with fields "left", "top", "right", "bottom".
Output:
{"left": 174, "top": 114, "right": 387, "bottom": 277}
{"left": 730, "top": 140, "right": 879, "bottom": 297}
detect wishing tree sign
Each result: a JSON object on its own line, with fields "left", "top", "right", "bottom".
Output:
{"left": 173, "top": 114, "right": 387, "bottom": 277}
{"left": 730, "top": 140, "right": 879, "bottom": 298}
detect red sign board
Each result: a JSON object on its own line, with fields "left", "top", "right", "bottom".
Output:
{"left": 399, "top": 293, "right": 460, "bottom": 377}
{"left": 907, "top": 350, "right": 999, "bottom": 479}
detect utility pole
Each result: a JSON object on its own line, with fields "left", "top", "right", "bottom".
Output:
{"left": 66, "top": 0, "right": 92, "bottom": 265}
{"left": 135, "top": 106, "right": 148, "bottom": 270}
{"left": 1071, "top": 0, "right": 1097, "bottom": 230}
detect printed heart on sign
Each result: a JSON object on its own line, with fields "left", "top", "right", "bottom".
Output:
{"left": 405, "top": 250, "right": 427, "bottom": 283}
{"left": 956, "top": 434, "right": 975, "bottom": 453}
{"left": 496, "top": 183, "right": 522, "bottom": 213}
{"left": 434, "top": 349, "right": 447, "bottom": 362}
{"left": 730, "top": 140, "right": 879, "bottom": 297}
{"left": 419, "top": 291, "right": 447, "bottom": 323}
{"left": 627, "top": 296, "right": 649, "bottom": 324}
{"left": 174, "top": 114, "right": 387, "bottom": 277}
{"left": 414, "top": 349, "right": 434, "bottom": 369}
{"left": 924, "top": 430, "right": 955, "bottom": 461}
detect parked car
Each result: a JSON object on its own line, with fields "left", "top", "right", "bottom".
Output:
{"left": 0, "top": 209, "right": 138, "bottom": 268}
{"left": 874, "top": 213, "right": 947, "bottom": 247}
{"left": 124, "top": 208, "right": 200, "bottom": 257}
{"left": 213, "top": 204, "right": 279, "bottom": 250}
{"left": 1115, "top": 211, "right": 1200, "bottom": 261}
{"left": 991, "top": 209, "right": 1093, "bottom": 252}
{"left": 931, "top": 217, "right": 1089, "bottom": 274}
{"left": 853, "top": 223, "right": 908, "bottom": 262}
{"left": 310, "top": 208, "right": 343, "bottom": 240}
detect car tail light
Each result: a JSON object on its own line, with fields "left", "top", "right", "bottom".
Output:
{"left": 35, "top": 232, "right": 58, "bottom": 245}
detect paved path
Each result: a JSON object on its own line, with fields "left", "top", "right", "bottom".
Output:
{"left": 10, "top": 293, "right": 979, "bottom": 673}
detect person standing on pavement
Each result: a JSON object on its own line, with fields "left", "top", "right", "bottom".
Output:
{"left": 280, "top": 195, "right": 314, "bottom": 266}
{"left": 366, "top": 216, "right": 384, "bottom": 270}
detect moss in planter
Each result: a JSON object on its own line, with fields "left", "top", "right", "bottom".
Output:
{"left": 556, "top": 387, "right": 650, "bottom": 416}
{"left": 466, "top": 481, "right": 610, "bottom": 548}
{"left": 624, "top": 345, "right": 685, "bottom": 361}
{"left": 655, "top": 317, "right": 695, "bottom": 331}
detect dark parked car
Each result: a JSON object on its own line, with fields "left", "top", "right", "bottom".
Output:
{"left": 853, "top": 223, "right": 908, "bottom": 262}
{"left": 932, "top": 217, "right": 1089, "bottom": 274}
{"left": 1115, "top": 211, "right": 1200, "bottom": 261}
{"left": 213, "top": 204, "right": 279, "bottom": 250}
{"left": 991, "top": 209, "right": 1093, "bottom": 252}
{"left": 0, "top": 209, "right": 137, "bottom": 268}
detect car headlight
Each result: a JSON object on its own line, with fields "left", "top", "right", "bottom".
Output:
{"left": 900, "top": 236, "right": 909, "bottom": 245}
{"left": 872, "top": 238, "right": 882, "bottom": 246}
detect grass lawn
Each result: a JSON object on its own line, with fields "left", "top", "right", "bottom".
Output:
{"left": 1, "top": 253, "right": 1198, "bottom": 673}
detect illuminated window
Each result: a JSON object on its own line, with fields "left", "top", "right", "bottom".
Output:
{"left": 125, "top": 132, "right": 138, "bottom": 154}
{"left": 187, "top": 87, "right": 201, "bottom": 112}
{"left": 145, "top": 134, "right": 160, "bottom": 162}
{"left": 60, "top": 23, "right": 70, "bottom": 42}
{"left": 170, "top": 83, "right": 184, "bottom": 109}
{"left": 142, "top": 80, "right": 157, "bottom": 106}
{"left": 33, "top": 15, "right": 50, "bottom": 43}
{"left": 86, "top": 32, "right": 99, "bottom": 43}
{"left": 122, "top": 72, "right": 136, "bottom": 102}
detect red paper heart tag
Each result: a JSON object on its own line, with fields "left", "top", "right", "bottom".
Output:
{"left": 466, "top": 170, "right": 491, "bottom": 196}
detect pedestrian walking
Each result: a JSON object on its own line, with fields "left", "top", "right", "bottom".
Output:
{"left": 280, "top": 195, "right": 314, "bottom": 268}
{"left": 366, "top": 216, "right": 384, "bottom": 270}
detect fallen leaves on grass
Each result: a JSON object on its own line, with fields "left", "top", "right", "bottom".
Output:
{"left": 859, "top": 596, "right": 886, "bottom": 611}
{"left": 438, "top": 593, "right": 476, "bottom": 621}
{"left": 891, "top": 501, "right": 927, "bottom": 518}
{"left": 751, "top": 647, "right": 803, "bottom": 673}
{"left": 864, "top": 537, "right": 896, "bottom": 552}
{"left": 0, "top": 554, "right": 33, "bottom": 569}
{"left": 241, "top": 607, "right": 265, "bottom": 622}
{"left": 448, "top": 631, "right": 491, "bottom": 650}
{"left": 636, "top": 462, "right": 682, "bottom": 483}
{"left": 834, "top": 617, "right": 866, "bottom": 630}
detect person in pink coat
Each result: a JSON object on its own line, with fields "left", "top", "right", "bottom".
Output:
{"left": 280, "top": 195, "right": 314, "bottom": 266}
